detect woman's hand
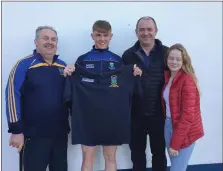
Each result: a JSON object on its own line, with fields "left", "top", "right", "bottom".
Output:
{"left": 169, "top": 147, "right": 179, "bottom": 156}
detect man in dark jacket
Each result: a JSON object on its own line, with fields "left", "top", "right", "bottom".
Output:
{"left": 122, "top": 16, "right": 168, "bottom": 171}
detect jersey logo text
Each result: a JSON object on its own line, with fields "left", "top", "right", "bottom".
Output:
{"left": 82, "top": 78, "right": 95, "bottom": 83}
{"left": 86, "top": 64, "right": 94, "bottom": 69}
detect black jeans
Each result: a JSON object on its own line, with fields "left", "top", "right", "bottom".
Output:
{"left": 20, "top": 136, "right": 68, "bottom": 171}
{"left": 130, "top": 115, "right": 167, "bottom": 171}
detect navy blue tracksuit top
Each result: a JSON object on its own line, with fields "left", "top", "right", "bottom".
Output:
{"left": 75, "top": 46, "right": 124, "bottom": 73}
{"left": 5, "top": 50, "right": 70, "bottom": 138}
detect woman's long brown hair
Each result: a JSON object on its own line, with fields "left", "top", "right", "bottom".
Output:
{"left": 165, "top": 43, "right": 200, "bottom": 94}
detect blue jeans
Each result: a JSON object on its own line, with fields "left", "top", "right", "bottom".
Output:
{"left": 164, "top": 117, "right": 195, "bottom": 171}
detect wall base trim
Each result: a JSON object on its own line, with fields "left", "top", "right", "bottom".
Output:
{"left": 115, "top": 163, "right": 223, "bottom": 171}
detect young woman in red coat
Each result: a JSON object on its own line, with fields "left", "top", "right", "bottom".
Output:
{"left": 162, "top": 43, "right": 204, "bottom": 171}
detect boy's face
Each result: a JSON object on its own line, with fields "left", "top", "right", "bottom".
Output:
{"left": 91, "top": 29, "right": 113, "bottom": 49}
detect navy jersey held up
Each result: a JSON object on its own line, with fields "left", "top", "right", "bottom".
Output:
{"left": 5, "top": 50, "right": 70, "bottom": 138}
{"left": 64, "top": 64, "right": 138, "bottom": 145}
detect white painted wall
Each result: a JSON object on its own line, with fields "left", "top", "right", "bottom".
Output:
{"left": 2, "top": 2, "right": 222, "bottom": 171}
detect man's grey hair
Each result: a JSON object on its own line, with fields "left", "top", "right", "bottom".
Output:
{"left": 35, "top": 26, "right": 58, "bottom": 40}
{"left": 136, "top": 16, "right": 158, "bottom": 30}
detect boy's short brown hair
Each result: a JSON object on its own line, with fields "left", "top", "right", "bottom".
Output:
{"left": 92, "top": 20, "right": 112, "bottom": 33}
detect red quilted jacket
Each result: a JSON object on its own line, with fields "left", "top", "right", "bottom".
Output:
{"left": 161, "top": 70, "right": 204, "bottom": 150}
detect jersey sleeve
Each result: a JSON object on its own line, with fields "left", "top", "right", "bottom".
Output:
{"left": 75, "top": 55, "right": 85, "bottom": 67}
{"left": 133, "top": 76, "right": 143, "bottom": 97}
{"left": 5, "top": 59, "right": 29, "bottom": 134}
{"left": 124, "top": 64, "right": 143, "bottom": 97}
{"left": 63, "top": 76, "right": 72, "bottom": 105}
